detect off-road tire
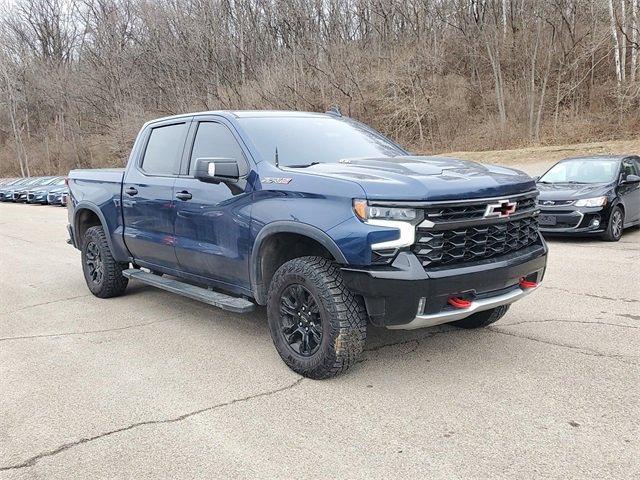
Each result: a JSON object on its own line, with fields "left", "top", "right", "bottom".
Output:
{"left": 81, "top": 226, "right": 129, "bottom": 298}
{"left": 267, "top": 256, "right": 367, "bottom": 379}
{"left": 450, "top": 304, "right": 510, "bottom": 329}
{"left": 602, "top": 206, "right": 624, "bottom": 242}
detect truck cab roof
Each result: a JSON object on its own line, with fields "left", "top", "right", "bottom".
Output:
{"left": 146, "top": 109, "right": 333, "bottom": 126}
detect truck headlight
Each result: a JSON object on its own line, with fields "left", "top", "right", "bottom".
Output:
{"left": 353, "top": 199, "right": 418, "bottom": 249}
{"left": 574, "top": 196, "right": 607, "bottom": 207}
{"left": 353, "top": 199, "right": 417, "bottom": 222}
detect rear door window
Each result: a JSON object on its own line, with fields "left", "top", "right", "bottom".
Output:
{"left": 141, "top": 123, "right": 187, "bottom": 175}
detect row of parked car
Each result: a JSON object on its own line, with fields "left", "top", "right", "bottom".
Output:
{"left": 0, "top": 176, "right": 69, "bottom": 206}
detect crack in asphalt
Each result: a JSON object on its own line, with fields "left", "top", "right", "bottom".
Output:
{"left": 363, "top": 325, "right": 636, "bottom": 366}
{"left": 0, "top": 318, "right": 176, "bottom": 342}
{"left": 2, "top": 294, "right": 93, "bottom": 316}
{"left": 0, "top": 377, "right": 304, "bottom": 471}
{"left": 487, "top": 327, "right": 637, "bottom": 365}
{"left": 0, "top": 232, "right": 36, "bottom": 244}
{"left": 499, "top": 318, "right": 640, "bottom": 329}
{"left": 541, "top": 286, "right": 639, "bottom": 303}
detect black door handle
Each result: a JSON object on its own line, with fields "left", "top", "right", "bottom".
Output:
{"left": 176, "top": 191, "right": 192, "bottom": 201}
{"left": 125, "top": 187, "right": 138, "bottom": 196}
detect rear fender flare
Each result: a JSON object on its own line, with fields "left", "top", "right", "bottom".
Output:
{"left": 73, "top": 202, "right": 116, "bottom": 255}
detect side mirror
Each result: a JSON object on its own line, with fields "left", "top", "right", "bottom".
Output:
{"left": 622, "top": 174, "right": 640, "bottom": 184}
{"left": 194, "top": 157, "right": 240, "bottom": 183}
{"left": 532, "top": 175, "right": 540, "bottom": 182}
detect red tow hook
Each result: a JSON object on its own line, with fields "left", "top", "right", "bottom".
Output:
{"left": 447, "top": 297, "right": 472, "bottom": 309}
{"left": 519, "top": 278, "right": 538, "bottom": 289}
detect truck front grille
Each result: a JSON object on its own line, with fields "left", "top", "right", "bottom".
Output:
{"left": 392, "top": 191, "right": 543, "bottom": 269}
{"left": 414, "top": 217, "right": 540, "bottom": 267}
{"left": 424, "top": 197, "right": 537, "bottom": 222}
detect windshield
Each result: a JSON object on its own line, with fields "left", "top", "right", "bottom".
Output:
{"left": 31, "top": 178, "right": 51, "bottom": 186}
{"left": 539, "top": 159, "right": 619, "bottom": 184}
{"left": 42, "top": 177, "right": 64, "bottom": 186}
{"left": 237, "top": 116, "right": 405, "bottom": 166}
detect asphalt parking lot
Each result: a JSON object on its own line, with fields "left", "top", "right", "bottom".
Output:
{"left": 1, "top": 184, "right": 639, "bottom": 478}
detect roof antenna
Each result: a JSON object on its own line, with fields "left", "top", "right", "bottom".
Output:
{"left": 274, "top": 147, "right": 279, "bottom": 167}
{"left": 326, "top": 105, "right": 342, "bottom": 117}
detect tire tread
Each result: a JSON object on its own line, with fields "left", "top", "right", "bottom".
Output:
{"left": 82, "top": 226, "right": 128, "bottom": 298}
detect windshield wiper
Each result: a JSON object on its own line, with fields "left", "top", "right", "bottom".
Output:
{"left": 285, "top": 162, "right": 320, "bottom": 168}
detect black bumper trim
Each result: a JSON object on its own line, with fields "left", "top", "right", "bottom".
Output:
{"left": 342, "top": 243, "right": 548, "bottom": 327}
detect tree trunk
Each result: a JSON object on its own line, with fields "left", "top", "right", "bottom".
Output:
{"left": 632, "top": 0, "right": 638, "bottom": 81}
{"left": 609, "top": 0, "right": 623, "bottom": 86}
{"left": 621, "top": 0, "right": 627, "bottom": 81}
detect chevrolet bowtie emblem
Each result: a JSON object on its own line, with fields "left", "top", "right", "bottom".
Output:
{"left": 484, "top": 199, "right": 517, "bottom": 218}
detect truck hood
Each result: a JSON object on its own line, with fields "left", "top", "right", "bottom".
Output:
{"left": 287, "top": 156, "right": 536, "bottom": 201}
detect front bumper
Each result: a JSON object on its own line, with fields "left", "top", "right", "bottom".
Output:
{"left": 539, "top": 206, "right": 607, "bottom": 234}
{"left": 47, "top": 193, "right": 62, "bottom": 204}
{"left": 392, "top": 283, "right": 537, "bottom": 329}
{"left": 27, "top": 192, "right": 47, "bottom": 204}
{"left": 341, "top": 242, "right": 548, "bottom": 329}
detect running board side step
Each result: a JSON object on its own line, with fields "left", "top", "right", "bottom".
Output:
{"left": 122, "top": 269, "right": 255, "bottom": 314}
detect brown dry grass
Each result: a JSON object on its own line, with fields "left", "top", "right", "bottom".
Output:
{"left": 443, "top": 138, "right": 640, "bottom": 167}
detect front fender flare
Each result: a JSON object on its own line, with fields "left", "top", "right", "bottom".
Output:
{"left": 250, "top": 221, "right": 348, "bottom": 304}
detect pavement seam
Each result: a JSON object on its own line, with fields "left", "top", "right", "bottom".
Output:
{"left": 499, "top": 318, "right": 640, "bottom": 329}
{"left": 487, "top": 327, "right": 637, "bottom": 365}
{"left": 0, "top": 377, "right": 304, "bottom": 471}
{"left": 3, "top": 294, "right": 93, "bottom": 316}
{"left": 540, "top": 286, "right": 639, "bottom": 303}
{"left": 0, "top": 318, "right": 176, "bottom": 342}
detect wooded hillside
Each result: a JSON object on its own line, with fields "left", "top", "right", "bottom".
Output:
{"left": 1, "top": 0, "right": 640, "bottom": 176}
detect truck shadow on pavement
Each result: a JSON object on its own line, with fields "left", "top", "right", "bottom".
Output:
{"left": 123, "top": 280, "right": 483, "bottom": 374}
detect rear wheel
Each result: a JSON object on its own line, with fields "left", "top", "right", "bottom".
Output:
{"left": 81, "top": 226, "right": 129, "bottom": 298}
{"left": 602, "top": 206, "right": 623, "bottom": 242}
{"left": 450, "top": 305, "right": 510, "bottom": 329}
{"left": 267, "top": 256, "right": 367, "bottom": 379}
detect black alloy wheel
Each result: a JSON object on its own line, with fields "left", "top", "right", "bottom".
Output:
{"left": 85, "top": 240, "right": 104, "bottom": 284}
{"left": 279, "top": 284, "right": 323, "bottom": 357}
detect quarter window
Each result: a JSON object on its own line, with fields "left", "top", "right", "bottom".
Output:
{"left": 189, "top": 122, "right": 246, "bottom": 174}
{"left": 141, "top": 123, "right": 187, "bottom": 175}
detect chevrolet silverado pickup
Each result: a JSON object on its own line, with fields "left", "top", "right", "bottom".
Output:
{"left": 67, "top": 110, "right": 548, "bottom": 378}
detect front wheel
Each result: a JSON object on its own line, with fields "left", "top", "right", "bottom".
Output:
{"left": 602, "top": 206, "right": 624, "bottom": 242}
{"left": 81, "top": 226, "right": 129, "bottom": 298}
{"left": 267, "top": 256, "right": 367, "bottom": 379}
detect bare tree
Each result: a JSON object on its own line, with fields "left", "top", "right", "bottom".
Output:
{"left": 1, "top": 0, "right": 639, "bottom": 176}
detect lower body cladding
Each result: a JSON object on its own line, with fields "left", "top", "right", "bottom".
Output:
{"left": 341, "top": 243, "right": 548, "bottom": 330}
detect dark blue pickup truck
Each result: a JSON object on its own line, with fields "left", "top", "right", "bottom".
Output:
{"left": 68, "top": 110, "right": 547, "bottom": 378}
